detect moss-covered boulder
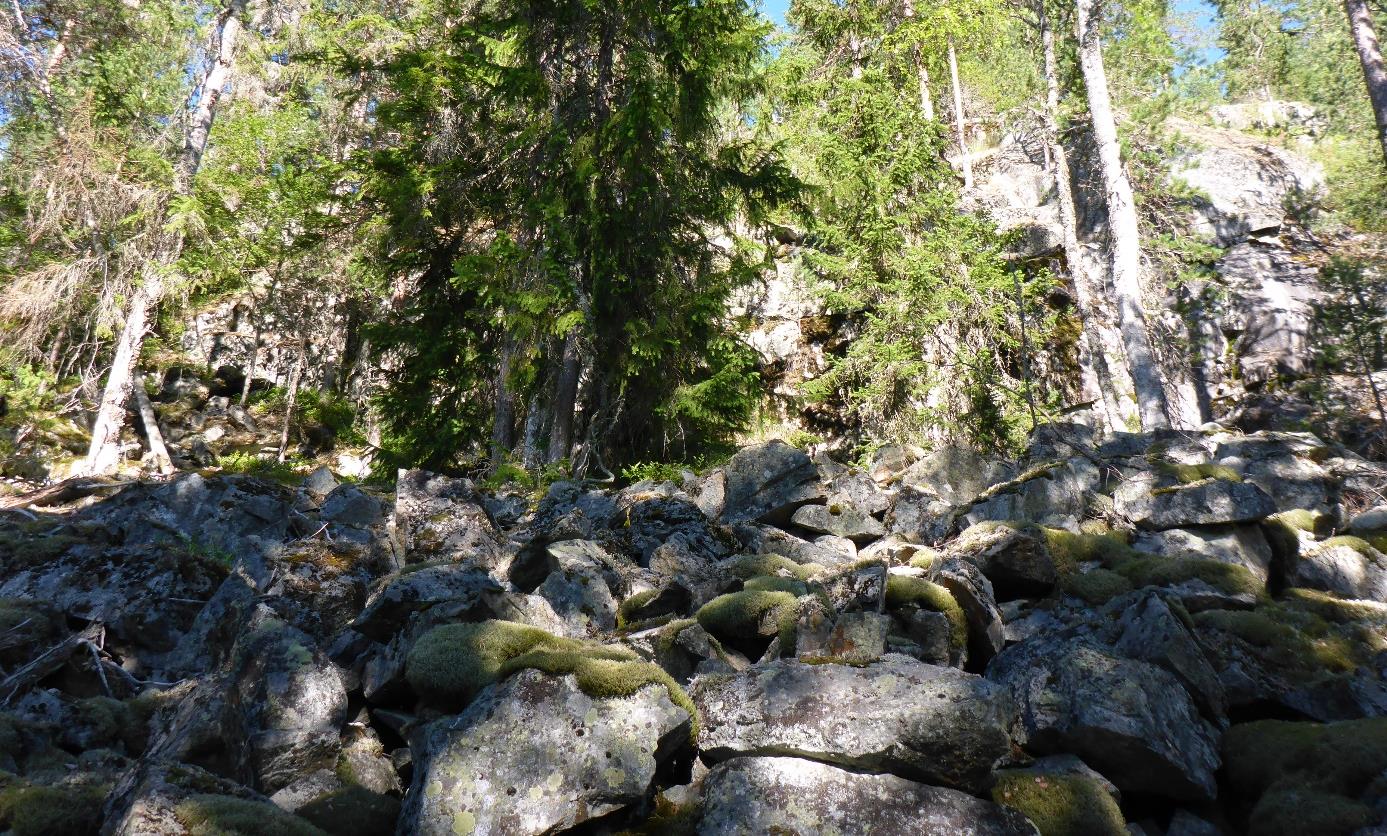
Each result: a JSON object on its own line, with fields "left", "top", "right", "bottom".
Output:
{"left": 990, "top": 757, "right": 1126, "bottom": 836}
{"left": 402, "top": 668, "right": 692, "bottom": 835}
{"left": 1114, "top": 471, "right": 1276, "bottom": 530}
{"left": 0, "top": 782, "right": 108, "bottom": 836}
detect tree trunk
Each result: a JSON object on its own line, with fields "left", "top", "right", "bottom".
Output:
{"left": 1075, "top": 0, "right": 1171, "bottom": 430}
{"left": 1038, "top": 0, "right": 1138, "bottom": 431}
{"left": 277, "top": 347, "right": 305, "bottom": 463}
{"left": 491, "top": 340, "right": 515, "bottom": 466}
{"left": 1345, "top": 0, "right": 1387, "bottom": 165}
{"left": 79, "top": 0, "right": 247, "bottom": 475}
{"left": 948, "top": 40, "right": 973, "bottom": 188}
{"left": 547, "top": 334, "right": 581, "bottom": 466}
{"left": 132, "top": 376, "right": 175, "bottom": 475}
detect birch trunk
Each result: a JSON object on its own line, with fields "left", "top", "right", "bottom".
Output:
{"left": 948, "top": 39, "right": 973, "bottom": 189}
{"left": 1039, "top": 0, "right": 1137, "bottom": 431}
{"left": 132, "top": 378, "right": 174, "bottom": 475}
{"left": 80, "top": 0, "right": 247, "bottom": 475}
{"left": 1345, "top": 0, "right": 1387, "bottom": 165}
{"left": 1075, "top": 0, "right": 1171, "bottom": 430}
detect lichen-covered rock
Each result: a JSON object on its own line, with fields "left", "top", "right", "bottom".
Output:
{"left": 1109, "top": 592, "right": 1226, "bottom": 721}
{"left": 393, "top": 469, "right": 506, "bottom": 568}
{"left": 693, "top": 656, "right": 1013, "bottom": 792}
{"left": 933, "top": 557, "right": 1006, "bottom": 664}
{"left": 887, "top": 486, "right": 956, "bottom": 545}
{"left": 900, "top": 447, "right": 1016, "bottom": 505}
{"left": 101, "top": 759, "right": 278, "bottom": 836}
{"left": 1114, "top": 474, "right": 1276, "bottom": 530}
{"left": 963, "top": 458, "right": 1100, "bottom": 529}
{"left": 946, "top": 523, "right": 1065, "bottom": 597}
{"left": 988, "top": 640, "right": 1221, "bottom": 801}
{"left": 990, "top": 755, "right": 1126, "bottom": 836}
{"left": 811, "top": 559, "right": 887, "bottom": 613}
{"left": 699, "top": 756, "right": 1039, "bottom": 836}
{"left": 401, "top": 670, "right": 690, "bottom": 836}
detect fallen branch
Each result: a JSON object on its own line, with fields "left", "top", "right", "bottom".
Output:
{"left": 0, "top": 623, "right": 103, "bottom": 705}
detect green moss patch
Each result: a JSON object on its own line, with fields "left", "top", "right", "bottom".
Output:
{"left": 907, "top": 548, "right": 940, "bottom": 571}
{"left": 296, "top": 786, "right": 401, "bottom": 836}
{"left": 1195, "top": 605, "right": 1360, "bottom": 674}
{"left": 1060, "top": 569, "right": 1133, "bottom": 604}
{"left": 722, "top": 554, "right": 820, "bottom": 582}
{"left": 1112, "top": 555, "right": 1264, "bottom": 598}
{"left": 1225, "top": 718, "right": 1387, "bottom": 817}
{"left": 1040, "top": 527, "right": 1137, "bottom": 573}
{"left": 1152, "top": 460, "right": 1242, "bottom": 484}
{"left": 1317, "top": 536, "right": 1386, "bottom": 561}
{"left": 990, "top": 772, "right": 1126, "bottom": 836}
{"left": 884, "top": 576, "right": 967, "bottom": 650}
{"left": 174, "top": 794, "right": 327, "bottom": 836}
{"left": 0, "top": 783, "right": 108, "bottom": 836}
{"left": 696, "top": 590, "right": 799, "bottom": 652}
{"left": 616, "top": 589, "right": 660, "bottom": 629}
{"left": 406, "top": 620, "right": 698, "bottom": 738}
{"left": 1248, "top": 785, "right": 1374, "bottom": 836}
{"left": 1268, "top": 509, "right": 1333, "bottom": 538}
{"left": 743, "top": 575, "right": 810, "bottom": 596}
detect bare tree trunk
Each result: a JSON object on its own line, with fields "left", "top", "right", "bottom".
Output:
{"left": 1038, "top": 0, "right": 1137, "bottom": 431}
{"left": 547, "top": 334, "right": 581, "bottom": 466}
{"left": 491, "top": 340, "right": 515, "bottom": 466}
{"left": 277, "top": 346, "right": 305, "bottom": 464}
{"left": 132, "top": 377, "right": 174, "bottom": 475}
{"left": 1345, "top": 0, "right": 1387, "bottom": 166}
{"left": 1075, "top": 0, "right": 1171, "bottom": 430}
{"left": 948, "top": 39, "right": 973, "bottom": 189}
{"left": 79, "top": 0, "right": 247, "bottom": 476}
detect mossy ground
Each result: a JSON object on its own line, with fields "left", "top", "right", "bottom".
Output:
{"left": 0, "top": 783, "right": 108, "bottom": 836}
{"left": 884, "top": 575, "right": 967, "bottom": 650}
{"left": 73, "top": 696, "right": 131, "bottom": 748}
{"left": 1039, "top": 526, "right": 1137, "bottom": 573}
{"left": 742, "top": 575, "right": 809, "bottom": 596}
{"left": 616, "top": 589, "right": 660, "bottom": 629}
{"left": 695, "top": 590, "right": 799, "bottom": 653}
{"left": 1110, "top": 555, "right": 1265, "bottom": 599}
{"left": 174, "top": 793, "right": 327, "bottom": 836}
{"left": 1060, "top": 569, "right": 1133, "bottom": 604}
{"left": 1248, "top": 785, "right": 1374, "bottom": 836}
{"left": 990, "top": 772, "right": 1126, "bottom": 836}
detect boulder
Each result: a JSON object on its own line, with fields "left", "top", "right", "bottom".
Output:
{"left": 933, "top": 557, "right": 1007, "bottom": 663}
{"left": 963, "top": 458, "right": 1100, "bottom": 529}
{"left": 1294, "top": 538, "right": 1387, "bottom": 602}
{"left": 887, "top": 486, "right": 956, "bottom": 545}
{"left": 988, "top": 639, "right": 1221, "bottom": 801}
{"left": 811, "top": 560, "right": 887, "bottom": 613}
{"left": 946, "top": 523, "right": 1064, "bottom": 597}
{"left": 902, "top": 446, "right": 1016, "bottom": 506}
{"left": 1133, "top": 525, "right": 1275, "bottom": 585}
{"left": 791, "top": 502, "right": 886, "bottom": 544}
{"left": 617, "top": 493, "right": 737, "bottom": 565}
{"left": 349, "top": 565, "right": 504, "bottom": 643}
{"left": 1114, "top": 474, "right": 1276, "bottom": 530}
{"left": 401, "top": 670, "right": 690, "bottom": 835}
{"left": 1110, "top": 592, "right": 1226, "bottom": 721}
{"left": 394, "top": 469, "right": 507, "bottom": 568}
{"left": 694, "top": 656, "right": 1014, "bottom": 792}
{"left": 699, "top": 756, "right": 1039, "bottom": 835}
{"left": 700, "top": 441, "right": 823, "bottom": 524}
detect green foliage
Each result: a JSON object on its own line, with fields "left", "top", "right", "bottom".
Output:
{"left": 620, "top": 462, "right": 689, "bottom": 486}
{"left": 174, "top": 794, "right": 327, "bottom": 836}
{"left": 362, "top": 0, "right": 797, "bottom": 471}
{"left": 215, "top": 452, "right": 310, "bottom": 486}
{"left": 770, "top": 0, "right": 1055, "bottom": 454}
{"left": 991, "top": 771, "right": 1127, "bottom": 836}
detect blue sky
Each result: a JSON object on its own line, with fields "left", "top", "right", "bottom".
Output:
{"left": 757, "top": 0, "right": 1220, "bottom": 65}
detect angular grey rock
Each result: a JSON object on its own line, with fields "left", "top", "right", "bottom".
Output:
{"left": 946, "top": 523, "right": 1062, "bottom": 596}
{"left": 102, "top": 759, "right": 271, "bottom": 836}
{"left": 234, "top": 615, "right": 348, "bottom": 793}
{"left": 901, "top": 446, "right": 1016, "bottom": 505}
{"left": 1114, "top": 474, "right": 1276, "bottom": 530}
{"left": 792, "top": 502, "right": 886, "bottom": 544}
{"left": 735, "top": 522, "right": 851, "bottom": 567}
{"left": 887, "top": 486, "right": 957, "bottom": 545}
{"left": 1111, "top": 592, "right": 1226, "bottom": 721}
{"left": 1294, "top": 539, "right": 1387, "bottom": 602}
{"left": 401, "top": 670, "right": 690, "bottom": 835}
{"left": 811, "top": 559, "right": 887, "bottom": 613}
{"left": 1212, "top": 433, "right": 1336, "bottom": 512}
{"left": 320, "top": 484, "right": 384, "bottom": 529}
{"left": 934, "top": 557, "right": 1006, "bottom": 663}
{"left": 988, "top": 640, "right": 1221, "bottom": 800}
{"left": 1133, "top": 524, "right": 1274, "bottom": 584}
{"left": 1349, "top": 507, "right": 1387, "bottom": 535}
{"left": 704, "top": 440, "right": 824, "bottom": 524}
{"left": 303, "top": 466, "right": 339, "bottom": 497}
{"left": 963, "top": 458, "right": 1100, "bottom": 529}
{"left": 699, "top": 756, "right": 1038, "bottom": 836}
{"left": 350, "top": 565, "right": 504, "bottom": 642}
{"left": 694, "top": 656, "right": 1014, "bottom": 792}
{"left": 394, "top": 469, "right": 507, "bottom": 568}
{"left": 822, "top": 611, "right": 891, "bottom": 664}
{"left": 649, "top": 539, "right": 726, "bottom": 606}
{"left": 869, "top": 443, "right": 915, "bottom": 484}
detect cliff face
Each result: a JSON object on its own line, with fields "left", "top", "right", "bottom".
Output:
{"left": 2, "top": 424, "right": 1385, "bottom": 833}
